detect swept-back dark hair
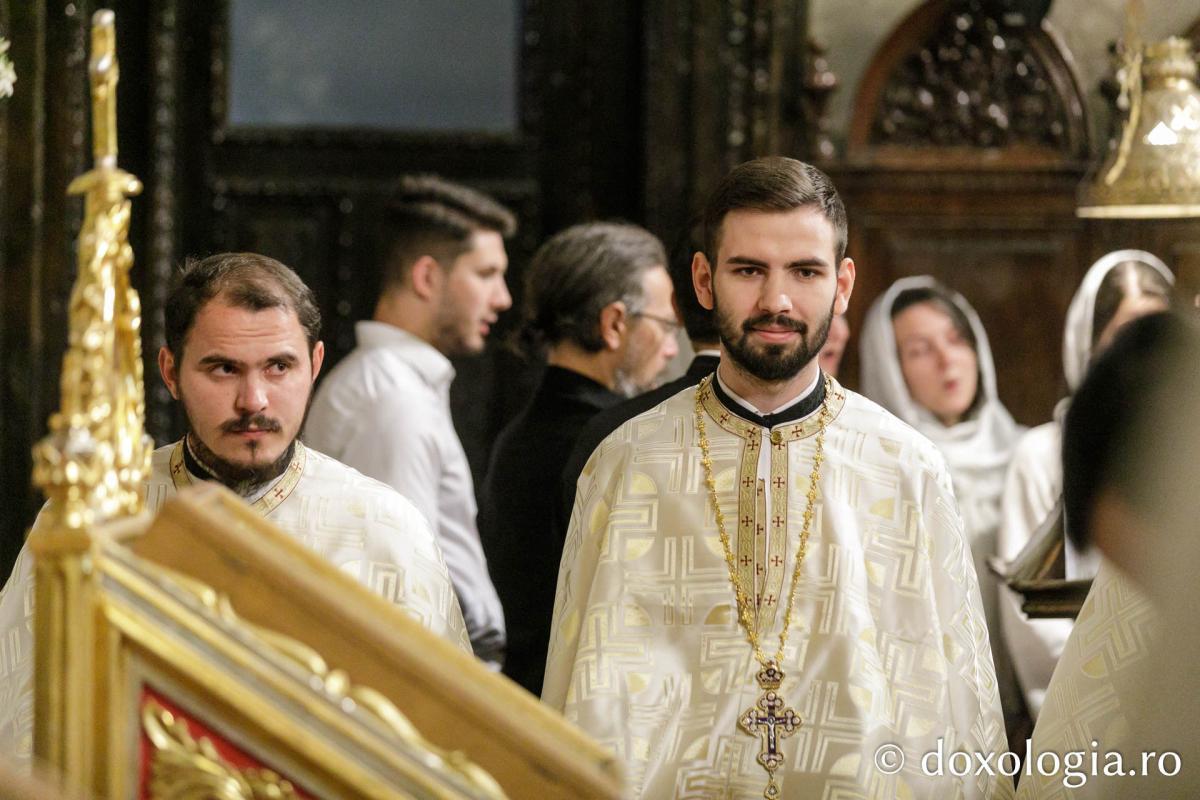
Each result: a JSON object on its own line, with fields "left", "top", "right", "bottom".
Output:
{"left": 702, "top": 156, "right": 848, "bottom": 265}
{"left": 164, "top": 252, "right": 321, "bottom": 357}
{"left": 381, "top": 174, "right": 517, "bottom": 290}
{"left": 518, "top": 221, "right": 667, "bottom": 354}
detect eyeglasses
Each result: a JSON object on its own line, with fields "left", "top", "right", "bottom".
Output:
{"left": 633, "top": 312, "right": 683, "bottom": 336}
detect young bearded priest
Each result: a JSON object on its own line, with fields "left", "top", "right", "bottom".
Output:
{"left": 0, "top": 253, "right": 470, "bottom": 760}
{"left": 543, "top": 157, "right": 1011, "bottom": 800}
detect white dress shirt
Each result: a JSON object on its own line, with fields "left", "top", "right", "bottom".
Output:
{"left": 306, "top": 321, "right": 506, "bottom": 664}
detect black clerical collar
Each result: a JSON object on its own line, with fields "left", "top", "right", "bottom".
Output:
{"left": 183, "top": 434, "right": 295, "bottom": 497}
{"left": 711, "top": 371, "right": 826, "bottom": 429}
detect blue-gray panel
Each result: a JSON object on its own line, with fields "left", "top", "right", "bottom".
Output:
{"left": 228, "top": 0, "right": 518, "bottom": 131}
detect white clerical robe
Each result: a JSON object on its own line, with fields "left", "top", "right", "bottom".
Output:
{"left": 544, "top": 378, "right": 1012, "bottom": 799}
{"left": 0, "top": 440, "right": 470, "bottom": 760}
{"left": 1014, "top": 561, "right": 1157, "bottom": 800}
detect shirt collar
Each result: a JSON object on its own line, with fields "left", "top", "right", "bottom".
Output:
{"left": 354, "top": 320, "right": 455, "bottom": 390}
{"left": 712, "top": 368, "right": 825, "bottom": 429}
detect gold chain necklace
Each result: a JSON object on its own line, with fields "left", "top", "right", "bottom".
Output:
{"left": 694, "top": 376, "right": 831, "bottom": 800}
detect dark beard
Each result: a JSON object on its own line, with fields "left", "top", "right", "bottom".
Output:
{"left": 185, "top": 430, "right": 294, "bottom": 496}
{"left": 715, "top": 292, "right": 834, "bottom": 383}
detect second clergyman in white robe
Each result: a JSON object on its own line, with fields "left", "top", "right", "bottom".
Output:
{"left": 544, "top": 377, "right": 1012, "bottom": 799}
{"left": 0, "top": 440, "right": 471, "bottom": 760}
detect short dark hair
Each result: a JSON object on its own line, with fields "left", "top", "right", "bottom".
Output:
{"left": 1092, "top": 260, "right": 1174, "bottom": 346}
{"left": 1062, "top": 312, "right": 1194, "bottom": 551}
{"left": 669, "top": 216, "right": 718, "bottom": 344}
{"left": 164, "top": 252, "right": 321, "bottom": 356}
{"left": 702, "top": 156, "right": 848, "bottom": 265}
{"left": 382, "top": 174, "right": 517, "bottom": 290}
{"left": 519, "top": 222, "right": 667, "bottom": 354}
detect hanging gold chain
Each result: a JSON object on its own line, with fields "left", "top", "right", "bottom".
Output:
{"left": 694, "top": 375, "right": 830, "bottom": 668}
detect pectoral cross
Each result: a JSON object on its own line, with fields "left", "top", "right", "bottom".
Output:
{"left": 739, "top": 662, "right": 800, "bottom": 800}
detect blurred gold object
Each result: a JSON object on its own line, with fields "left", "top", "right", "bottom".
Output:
{"left": 31, "top": 9, "right": 152, "bottom": 530}
{"left": 1078, "top": 36, "right": 1200, "bottom": 218}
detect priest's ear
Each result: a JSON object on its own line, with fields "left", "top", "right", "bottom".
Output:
{"left": 309, "top": 340, "right": 326, "bottom": 383}
{"left": 833, "top": 257, "right": 856, "bottom": 315}
{"left": 158, "top": 346, "right": 181, "bottom": 400}
{"left": 693, "top": 251, "right": 715, "bottom": 311}
{"left": 598, "top": 300, "right": 628, "bottom": 351}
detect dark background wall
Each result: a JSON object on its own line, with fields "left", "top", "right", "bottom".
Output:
{"left": 1, "top": 0, "right": 1198, "bottom": 582}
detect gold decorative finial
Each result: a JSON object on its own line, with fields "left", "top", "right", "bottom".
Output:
{"left": 32, "top": 9, "right": 152, "bottom": 529}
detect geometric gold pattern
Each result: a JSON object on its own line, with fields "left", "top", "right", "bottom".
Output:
{"left": 1015, "top": 563, "right": 1157, "bottom": 800}
{"left": 545, "top": 379, "right": 1013, "bottom": 798}
{"left": 0, "top": 441, "right": 471, "bottom": 758}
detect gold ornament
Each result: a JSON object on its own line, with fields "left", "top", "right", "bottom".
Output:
{"left": 694, "top": 375, "right": 830, "bottom": 800}
{"left": 142, "top": 698, "right": 300, "bottom": 799}
{"left": 32, "top": 9, "right": 152, "bottom": 530}
{"left": 1078, "top": 31, "right": 1200, "bottom": 218}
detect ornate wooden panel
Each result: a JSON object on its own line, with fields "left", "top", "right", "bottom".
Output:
{"left": 837, "top": 0, "right": 1091, "bottom": 426}
{"left": 849, "top": 0, "right": 1088, "bottom": 163}
{"left": 643, "top": 0, "right": 811, "bottom": 245}
{"left": 835, "top": 167, "right": 1085, "bottom": 421}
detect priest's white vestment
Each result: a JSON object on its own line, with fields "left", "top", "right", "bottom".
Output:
{"left": 0, "top": 440, "right": 470, "bottom": 760}
{"left": 1015, "top": 561, "right": 1158, "bottom": 800}
{"left": 544, "top": 377, "right": 1012, "bottom": 799}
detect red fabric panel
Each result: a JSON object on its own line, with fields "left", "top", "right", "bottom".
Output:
{"left": 137, "top": 684, "right": 316, "bottom": 798}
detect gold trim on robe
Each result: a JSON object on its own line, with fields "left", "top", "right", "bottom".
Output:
{"left": 169, "top": 439, "right": 306, "bottom": 516}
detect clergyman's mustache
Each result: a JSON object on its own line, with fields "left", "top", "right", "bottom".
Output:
{"left": 221, "top": 414, "right": 282, "bottom": 434}
{"left": 742, "top": 314, "right": 807, "bottom": 336}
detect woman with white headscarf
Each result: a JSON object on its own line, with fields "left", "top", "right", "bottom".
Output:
{"left": 997, "top": 250, "right": 1173, "bottom": 722}
{"left": 859, "top": 275, "right": 1026, "bottom": 739}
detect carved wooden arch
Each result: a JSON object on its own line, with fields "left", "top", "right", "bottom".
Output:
{"left": 847, "top": 0, "right": 1089, "bottom": 166}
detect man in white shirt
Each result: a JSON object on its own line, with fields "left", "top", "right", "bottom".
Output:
{"left": 306, "top": 175, "right": 514, "bottom": 665}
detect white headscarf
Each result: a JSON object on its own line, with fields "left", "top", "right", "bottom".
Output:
{"left": 859, "top": 276, "right": 1023, "bottom": 531}
{"left": 1062, "top": 249, "right": 1174, "bottom": 392}
{"left": 1056, "top": 251, "right": 1173, "bottom": 577}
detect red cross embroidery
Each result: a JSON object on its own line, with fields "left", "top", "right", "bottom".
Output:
{"left": 741, "top": 516, "right": 753, "bottom": 527}
{"left": 755, "top": 564, "right": 764, "bottom": 575}
{"left": 765, "top": 594, "right": 777, "bottom": 606}
{"left": 773, "top": 476, "right": 785, "bottom": 489}
{"left": 742, "top": 476, "right": 753, "bottom": 488}
{"left": 740, "top": 555, "right": 752, "bottom": 567}
{"left": 773, "top": 515, "right": 784, "bottom": 528}
{"left": 771, "top": 555, "right": 783, "bottom": 567}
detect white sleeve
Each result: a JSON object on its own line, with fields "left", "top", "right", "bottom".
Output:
{"left": 0, "top": 543, "right": 35, "bottom": 762}
{"left": 922, "top": 455, "right": 1015, "bottom": 800}
{"left": 996, "top": 436, "right": 1073, "bottom": 718}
